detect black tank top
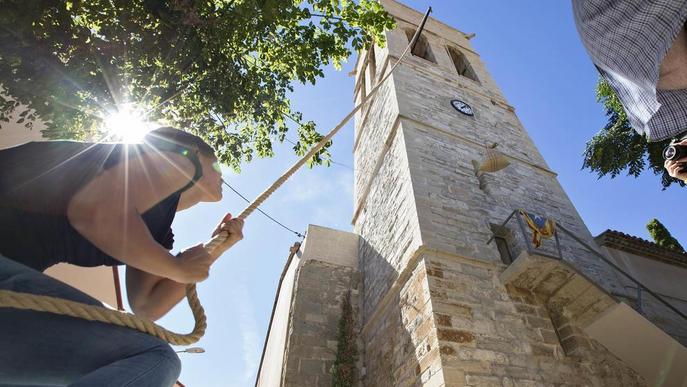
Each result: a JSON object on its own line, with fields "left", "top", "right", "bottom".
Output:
{"left": 0, "top": 140, "right": 200, "bottom": 272}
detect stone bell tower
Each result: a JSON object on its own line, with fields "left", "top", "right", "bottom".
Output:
{"left": 256, "top": 2, "right": 687, "bottom": 386}
{"left": 350, "top": 1, "right": 684, "bottom": 386}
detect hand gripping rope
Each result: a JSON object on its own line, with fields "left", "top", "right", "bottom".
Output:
{"left": 0, "top": 8, "right": 432, "bottom": 346}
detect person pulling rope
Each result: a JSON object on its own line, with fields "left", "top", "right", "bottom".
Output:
{"left": 0, "top": 7, "right": 431, "bottom": 386}
{"left": 0, "top": 127, "right": 243, "bottom": 385}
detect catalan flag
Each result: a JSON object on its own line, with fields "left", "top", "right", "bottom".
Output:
{"left": 519, "top": 209, "right": 556, "bottom": 248}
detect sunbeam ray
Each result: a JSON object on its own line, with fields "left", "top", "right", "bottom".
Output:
{"left": 142, "top": 136, "right": 217, "bottom": 200}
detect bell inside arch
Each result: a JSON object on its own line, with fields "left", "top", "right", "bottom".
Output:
{"left": 477, "top": 143, "right": 510, "bottom": 173}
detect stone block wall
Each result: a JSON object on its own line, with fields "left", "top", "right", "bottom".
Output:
{"left": 402, "top": 118, "right": 501, "bottom": 261}
{"left": 401, "top": 100, "right": 622, "bottom": 296}
{"left": 379, "top": 0, "right": 507, "bottom": 106}
{"left": 354, "top": 19, "right": 620, "bottom": 293}
{"left": 264, "top": 2, "right": 686, "bottom": 386}
{"left": 360, "top": 258, "right": 445, "bottom": 387}
{"left": 392, "top": 63, "right": 547, "bottom": 171}
{"left": 281, "top": 260, "right": 361, "bottom": 387}
{"left": 354, "top": 243, "right": 648, "bottom": 387}
{"left": 355, "top": 125, "right": 423, "bottom": 320}
{"left": 380, "top": 22, "right": 627, "bottom": 297}
{"left": 353, "top": 78, "right": 399, "bottom": 206}
{"left": 424, "top": 252, "right": 646, "bottom": 387}
{"left": 346, "top": 2, "right": 661, "bottom": 386}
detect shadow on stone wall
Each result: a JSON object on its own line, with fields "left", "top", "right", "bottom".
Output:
{"left": 358, "top": 237, "right": 425, "bottom": 386}
{"left": 282, "top": 260, "right": 360, "bottom": 387}
{"left": 359, "top": 236, "right": 399, "bottom": 319}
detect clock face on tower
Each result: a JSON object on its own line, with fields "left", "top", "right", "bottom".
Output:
{"left": 450, "top": 99, "right": 474, "bottom": 116}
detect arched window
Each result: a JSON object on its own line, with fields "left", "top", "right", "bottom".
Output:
{"left": 405, "top": 28, "right": 436, "bottom": 63}
{"left": 448, "top": 46, "right": 479, "bottom": 82}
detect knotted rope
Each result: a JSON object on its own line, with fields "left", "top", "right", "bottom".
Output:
{"left": 0, "top": 8, "right": 431, "bottom": 345}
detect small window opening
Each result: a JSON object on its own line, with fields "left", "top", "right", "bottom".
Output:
{"left": 495, "top": 236, "right": 514, "bottom": 265}
{"left": 448, "top": 46, "right": 479, "bottom": 82}
{"left": 405, "top": 28, "right": 436, "bottom": 63}
{"left": 490, "top": 224, "right": 515, "bottom": 265}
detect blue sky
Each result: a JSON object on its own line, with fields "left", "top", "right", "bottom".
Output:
{"left": 123, "top": 2, "right": 686, "bottom": 385}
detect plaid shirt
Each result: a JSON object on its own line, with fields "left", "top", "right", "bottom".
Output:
{"left": 573, "top": 0, "right": 687, "bottom": 142}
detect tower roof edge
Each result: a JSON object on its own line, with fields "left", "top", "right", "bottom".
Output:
{"left": 380, "top": 0, "right": 473, "bottom": 40}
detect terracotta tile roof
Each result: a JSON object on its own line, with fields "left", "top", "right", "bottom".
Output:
{"left": 595, "top": 229, "right": 687, "bottom": 268}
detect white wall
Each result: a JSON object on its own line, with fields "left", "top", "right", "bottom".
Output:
{"left": 256, "top": 249, "right": 301, "bottom": 387}
{"left": 602, "top": 246, "right": 687, "bottom": 303}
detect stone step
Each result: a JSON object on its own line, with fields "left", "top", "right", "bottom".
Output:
{"left": 546, "top": 274, "right": 591, "bottom": 313}
{"left": 562, "top": 283, "right": 614, "bottom": 327}
{"left": 500, "top": 247, "right": 687, "bottom": 386}
{"left": 504, "top": 255, "right": 556, "bottom": 291}
{"left": 500, "top": 251, "right": 555, "bottom": 291}
{"left": 500, "top": 251, "right": 616, "bottom": 329}
{"left": 532, "top": 266, "right": 577, "bottom": 298}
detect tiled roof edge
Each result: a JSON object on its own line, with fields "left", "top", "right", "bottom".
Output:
{"left": 595, "top": 229, "right": 687, "bottom": 268}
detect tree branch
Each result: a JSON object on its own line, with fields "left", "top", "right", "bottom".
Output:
{"left": 310, "top": 13, "right": 343, "bottom": 21}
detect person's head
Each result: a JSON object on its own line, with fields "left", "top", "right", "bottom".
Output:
{"left": 143, "top": 127, "right": 223, "bottom": 202}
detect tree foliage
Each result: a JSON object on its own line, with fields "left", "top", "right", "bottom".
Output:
{"left": 331, "top": 290, "right": 357, "bottom": 387}
{"left": 0, "top": 0, "right": 395, "bottom": 170}
{"left": 646, "top": 218, "right": 684, "bottom": 253}
{"left": 582, "top": 78, "right": 684, "bottom": 189}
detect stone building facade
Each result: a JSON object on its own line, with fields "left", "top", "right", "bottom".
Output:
{"left": 256, "top": 1, "right": 687, "bottom": 386}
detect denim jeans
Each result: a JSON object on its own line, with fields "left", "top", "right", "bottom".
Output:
{"left": 0, "top": 255, "right": 181, "bottom": 386}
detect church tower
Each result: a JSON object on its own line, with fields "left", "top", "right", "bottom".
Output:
{"left": 350, "top": 1, "right": 684, "bottom": 386}
{"left": 256, "top": 2, "right": 687, "bottom": 386}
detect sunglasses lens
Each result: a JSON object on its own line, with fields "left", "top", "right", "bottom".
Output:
{"left": 212, "top": 161, "right": 222, "bottom": 173}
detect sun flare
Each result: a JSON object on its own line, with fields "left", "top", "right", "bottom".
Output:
{"left": 104, "top": 105, "right": 152, "bottom": 143}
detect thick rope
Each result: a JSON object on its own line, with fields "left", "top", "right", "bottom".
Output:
{"left": 0, "top": 8, "right": 432, "bottom": 345}
{"left": 0, "top": 284, "right": 206, "bottom": 346}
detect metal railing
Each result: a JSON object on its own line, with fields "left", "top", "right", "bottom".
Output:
{"left": 487, "top": 209, "right": 563, "bottom": 261}
{"left": 487, "top": 209, "right": 687, "bottom": 323}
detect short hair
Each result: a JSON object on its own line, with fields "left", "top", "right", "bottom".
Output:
{"left": 144, "top": 127, "right": 215, "bottom": 158}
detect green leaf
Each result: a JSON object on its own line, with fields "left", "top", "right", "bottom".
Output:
{"left": 583, "top": 78, "right": 684, "bottom": 189}
{"left": 0, "top": 0, "right": 395, "bottom": 172}
{"left": 647, "top": 218, "right": 684, "bottom": 252}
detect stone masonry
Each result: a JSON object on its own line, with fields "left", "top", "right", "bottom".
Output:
{"left": 281, "top": 259, "right": 360, "bottom": 386}
{"left": 257, "top": 1, "right": 687, "bottom": 386}
{"left": 261, "top": 225, "right": 361, "bottom": 387}
{"left": 352, "top": 1, "right": 648, "bottom": 386}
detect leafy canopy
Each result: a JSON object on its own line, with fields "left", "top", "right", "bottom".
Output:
{"left": 582, "top": 78, "right": 683, "bottom": 189}
{"left": 646, "top": 218, "right": 684, "bottom": 253}
{"left": 0, "top": 0, "right": 395, "bottom": 170}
